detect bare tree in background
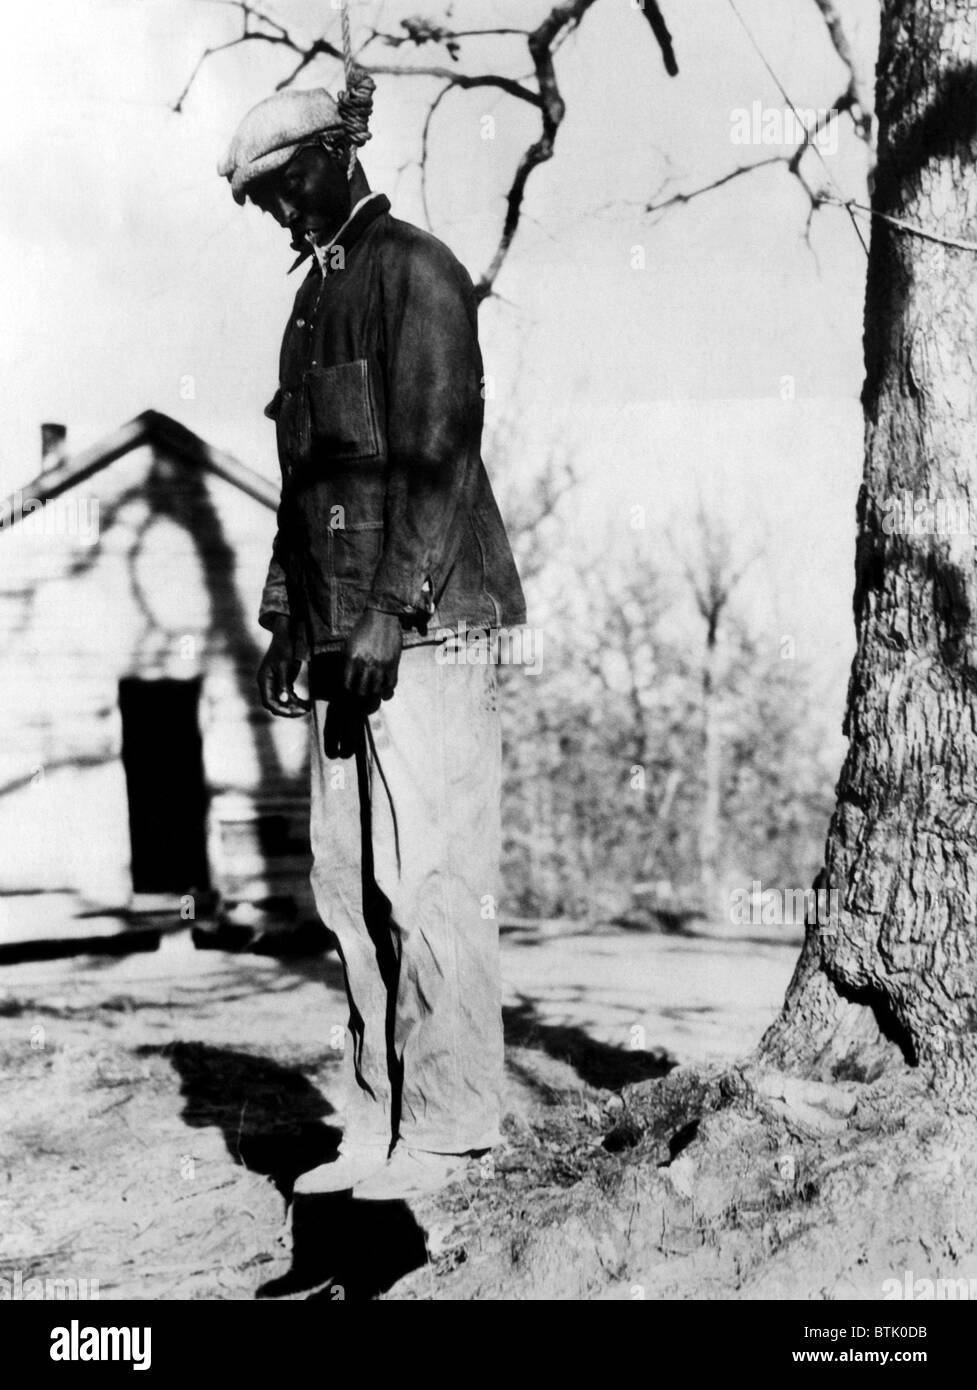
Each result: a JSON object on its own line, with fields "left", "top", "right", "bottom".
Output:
{"left": 674, "top": 505, "right": 755, "bottom": 916}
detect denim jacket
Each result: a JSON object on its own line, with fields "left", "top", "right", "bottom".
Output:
{"left": 258, "top": 192, "right": 526, "bottom": 655}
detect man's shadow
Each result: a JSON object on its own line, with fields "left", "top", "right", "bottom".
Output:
{"left": 145, "top": 1041, "right": 428, "bottom": 1299}
{"left": 267, "top": 1194, "right": 429, "bottom": 1301}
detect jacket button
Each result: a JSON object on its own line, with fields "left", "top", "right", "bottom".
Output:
{"left": 296, "top": 318, "right": 306, "bottom": 328}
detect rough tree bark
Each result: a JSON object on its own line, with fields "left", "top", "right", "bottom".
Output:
{"left": 762, "top": 0, "right": 977, "bottom": 1101}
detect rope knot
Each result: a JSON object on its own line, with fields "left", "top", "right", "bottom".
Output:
{"left": 337, "top": 0, "right": 374, "bottom": 176}
{"left": 337, "top": 65, "right": 375, "bottom": 162}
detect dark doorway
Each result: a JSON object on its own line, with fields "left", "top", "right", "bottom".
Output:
{"left": 119, "top": 677, "right": 210, "bottom": 894}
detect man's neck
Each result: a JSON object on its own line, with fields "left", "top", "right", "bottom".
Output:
{"left": 309, "top": 193, "right": 381, "bottom": 274}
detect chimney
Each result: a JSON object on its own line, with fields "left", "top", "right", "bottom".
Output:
{"left": 41, "top": 422, "right": 67, "bottom": 471}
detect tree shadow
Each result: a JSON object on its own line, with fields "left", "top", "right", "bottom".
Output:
{"left": 503, "top": 996, "right": 676, "bottom": 1092}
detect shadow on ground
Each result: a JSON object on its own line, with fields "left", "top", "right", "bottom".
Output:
{"left": 504, "top": 996, "right": 675, "bottom": 1090}
{"left": 260, "top": 1196, "right": 429, "bottom": 1300}
{"left": 143, "top": 1040, "right": 428, "bottom": 1299}
{"left": 140, "top": 1041, "right": 340, "bottom": 1190}
{"left": 141, "top": 997, "right": 676, "bottom": 1299}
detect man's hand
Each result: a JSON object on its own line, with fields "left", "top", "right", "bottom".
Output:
{"left": 257, "top": 616, "right": 311, "bottom": 718}
{"left": 343, "top": 607, "right": 403, "bottom": 705}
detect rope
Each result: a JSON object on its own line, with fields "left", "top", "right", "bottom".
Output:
{"left": 725, "top": 0, "right": 977, "bottom": 256}
{"left": 827, "top": 198, "right": 977, "bottom": 255}
{"left": 725, "top": 0, "right": 869, "bottom": 258}
{"left": 336, "top": 0, "right": 375, "bottom": 177}
{"left": 340, "top": 0, "right": 353, "bottom": 88}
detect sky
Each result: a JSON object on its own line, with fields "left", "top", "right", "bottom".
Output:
{"left": 0, "top": 0, "right": 880, "bottom": 727}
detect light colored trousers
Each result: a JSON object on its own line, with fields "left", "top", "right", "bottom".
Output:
{"left": 309, "top": 645, "right": 504, "bottom": 1154}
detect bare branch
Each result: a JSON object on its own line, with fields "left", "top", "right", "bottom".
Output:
{"left": 180, "top": 0, "right": 681, "bottom": 299}
{"left": 643, "top": 95, "right": 868, "bottom": 238}
{"left": 201, "top": 0, "right": 289, "bottom": 40}
{"left": 174, "top": 35, "right": 256, "bottom": 113}
{"left": 644, "top": 153, "right": 794, "bottom": 216}
{"left": 419, "top": 82, "right": 454, "bottom": 230}
{"left": 475, "top": 0, "right": 602, "bottom": 301}
{"left": 174, "top": 1, "right": 303, "bottom": 111}
{"left": 506, "top": 455, "right": 579, "bottom": 582}
{"left": 365, "top": 63, "right": 539, "bottom": 106}
{"left": 273, "top": 38, "right": 343, "bottom": 92}
{"left": 637, "top": 0, "right": 679, "bottom": 77}
{"left": 809, "top": 0, "right": 873, "bottom": 141}
{"left": 364, "top": 21, "right": 531, "bottom": 56}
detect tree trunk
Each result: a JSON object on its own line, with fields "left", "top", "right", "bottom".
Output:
{"left": 762, "top": 0, "right": 977, "bottom": 1099}
{"left": 701, "top": 620, "right": 721, "bottom": 917}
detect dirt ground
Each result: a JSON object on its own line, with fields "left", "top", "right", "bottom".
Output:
{"left": 0, "top": 918, "right": 860, "bottom": 1301}
{"left": 5, "top": 918, "right": 972, "bottom": 1303}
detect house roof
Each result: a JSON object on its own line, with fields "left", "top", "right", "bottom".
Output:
{"left": 0, "top": 411, "right": 278, "bottom": 529}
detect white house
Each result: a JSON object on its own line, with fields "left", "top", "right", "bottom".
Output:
{"left": 0, "top": 412, "right": 315, "bottom": 949}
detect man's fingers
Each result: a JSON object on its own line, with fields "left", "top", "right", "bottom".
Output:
{"left": 342, "top": 654, "right": 360, "bottom": 696}
{"left": 362, "top": 666, "right": 381, "bottom": 701}
{"left": 344, "top": 657, "right": 375, "bottom": 700}
{"left": 263, "top": 691, "right": 306, "bottom": 718}
{"left": 275, "top": 660, "right": 311, "bottom": 713}
{"left": 324, "top": 698, "right": 363, "bottom": 758}
{"left": 258, "top": 664, "right": 309, "bottom": 718}
{"left": 344, "top": 663, "right": 398, "bottom": 706}
{"left": 281, "top": 660, "right": 311, "bottom": 709}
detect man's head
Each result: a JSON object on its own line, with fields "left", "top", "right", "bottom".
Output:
{"left": 218, "top": 78, "right": 375, "bottom": 243}
{"left": 247, "top": 143, "right": 354, "bottom": 247}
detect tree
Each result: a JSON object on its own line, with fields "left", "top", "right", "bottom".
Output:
{"left": 674, "top": 504, "right": 755, "bottom": 916}
{"left": 761, "top": 0, "right": 977, "bottom": 1100}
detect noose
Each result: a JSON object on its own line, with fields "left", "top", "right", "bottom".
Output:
{"left": 339, "top": 0, "right": 353, "bottom": 80}
{"left": 336, "top": 0, "right": 375, "bottom": 178}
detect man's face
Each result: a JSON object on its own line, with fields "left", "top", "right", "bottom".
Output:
{"left": 248, "top": 144, "right": 351, "bottom": 245}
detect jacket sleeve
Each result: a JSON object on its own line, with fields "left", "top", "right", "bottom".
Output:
{"left": 258, "top": 382, "right": 292, "bottom": 632}
{"left": 258, "top": 531, "right": 290, "bottom": 631}
{"left": 367, "top": 236, "right": 484, "bottom": 618}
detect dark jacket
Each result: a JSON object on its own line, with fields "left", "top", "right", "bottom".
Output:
{"left": 259, "top": 192, "right": 526, "bottom": 655}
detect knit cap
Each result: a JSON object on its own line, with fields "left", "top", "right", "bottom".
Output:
{"left": 218, "top": 77, "right": 374, "bottom": 203}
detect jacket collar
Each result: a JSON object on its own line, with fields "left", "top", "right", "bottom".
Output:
{"left": 287, "top": 192, "right": 391, "bottom": 275}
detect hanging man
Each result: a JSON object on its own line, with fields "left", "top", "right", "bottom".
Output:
{"left": 218, "top": 64, "right": 526, "bottom": 1201}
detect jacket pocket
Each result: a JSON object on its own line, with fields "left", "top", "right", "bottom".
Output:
{"left": 332, "top": 521, "right": 385, "bottom": 582}
{"left": 305, "top": 359, "right": 381, "bottom": 462}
